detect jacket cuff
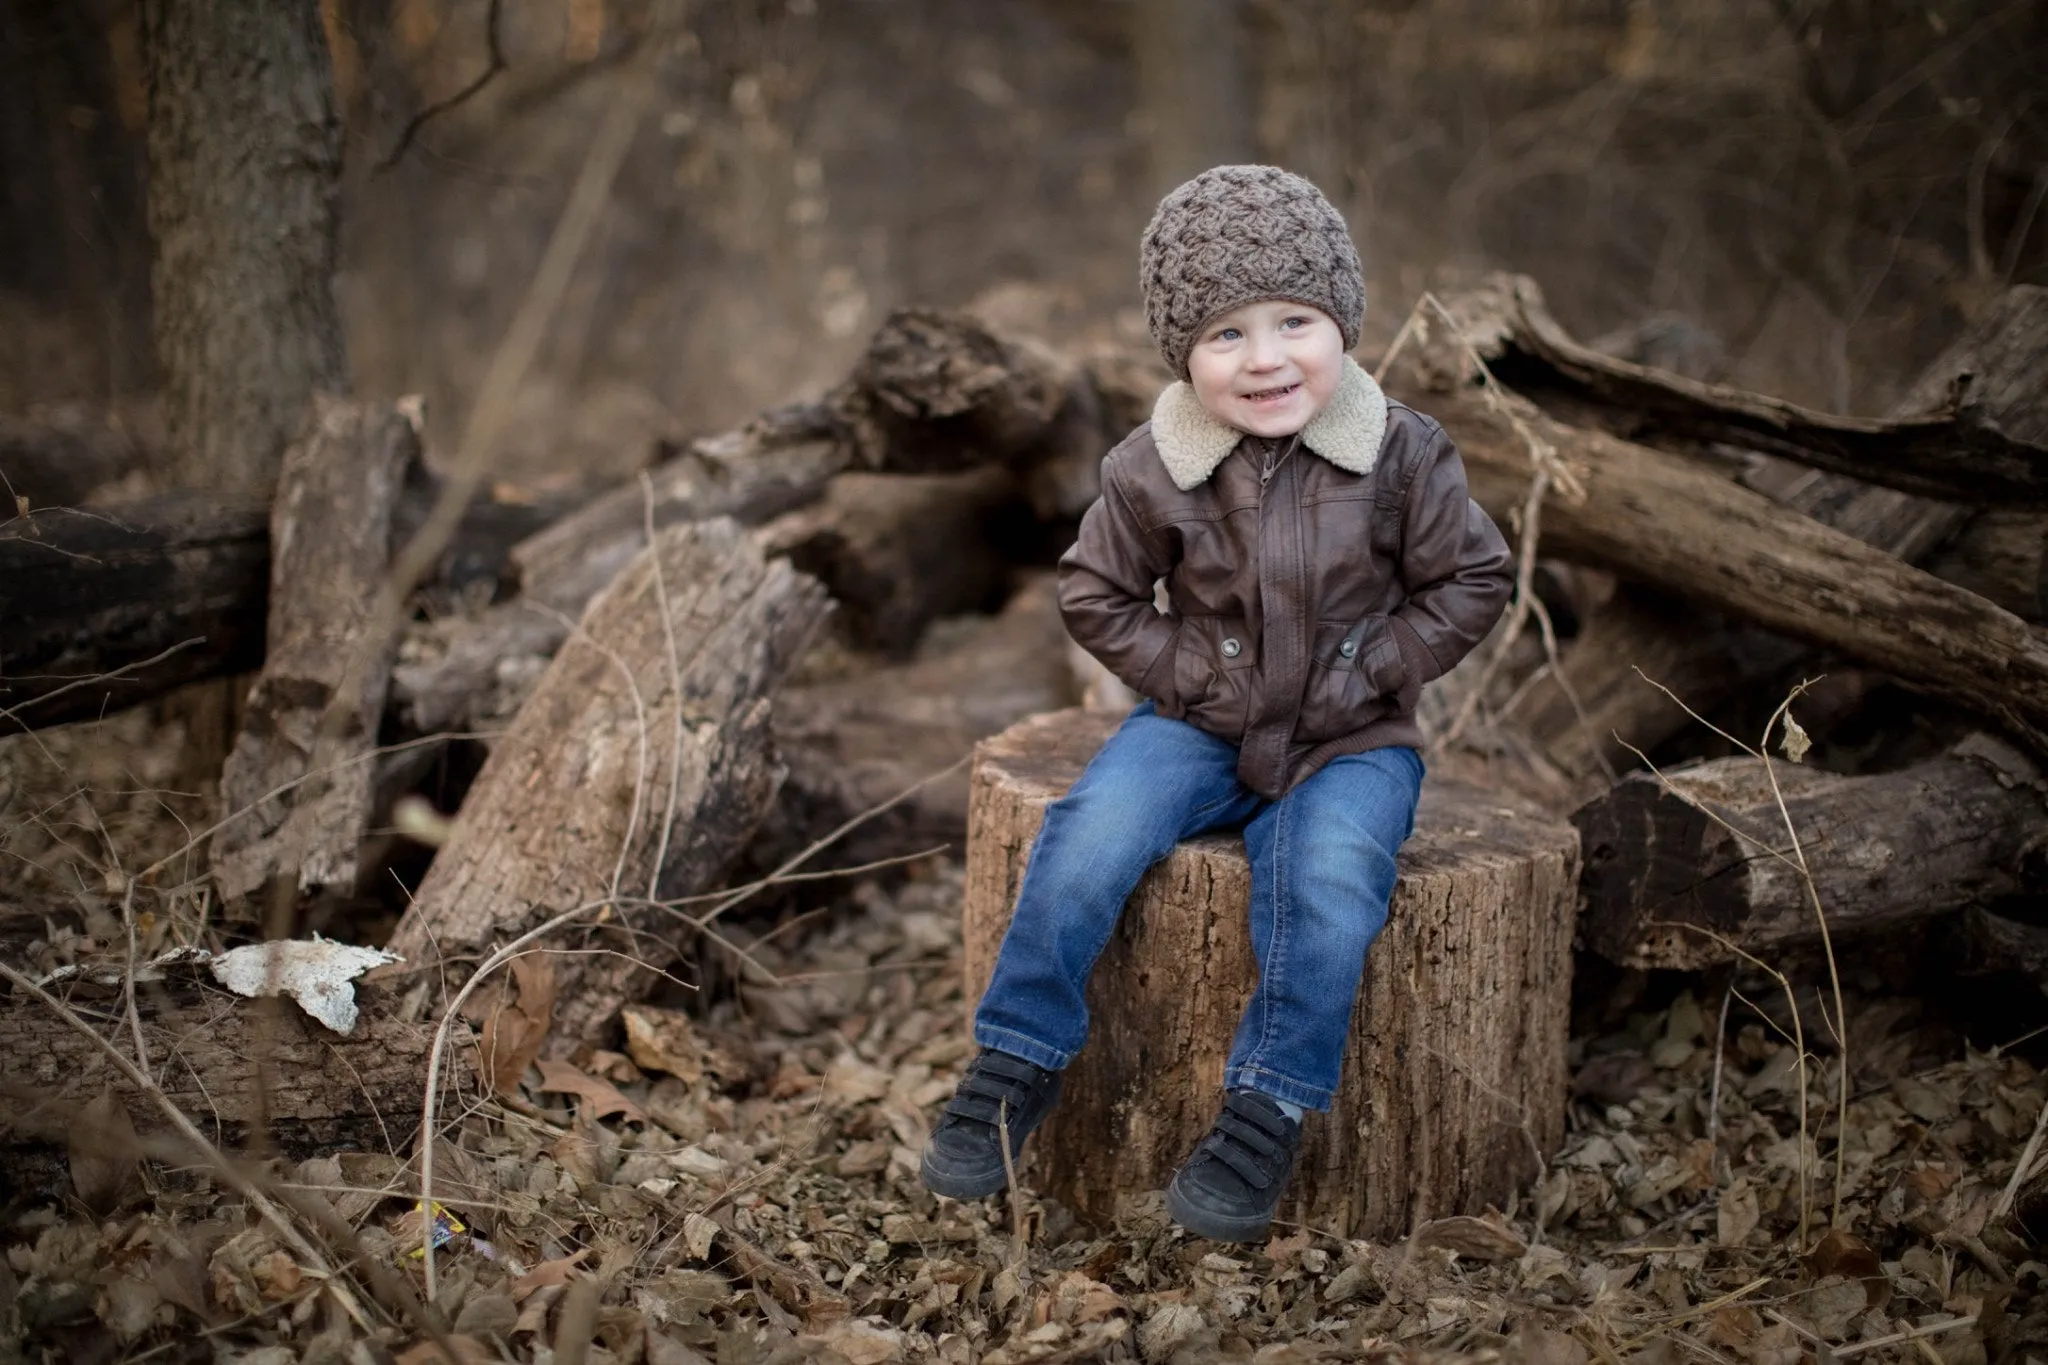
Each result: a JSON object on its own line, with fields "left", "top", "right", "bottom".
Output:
{"left": 1387, "top": 615, "right": 1440, "bottom": 705}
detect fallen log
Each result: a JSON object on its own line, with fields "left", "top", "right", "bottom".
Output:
{"left": 384, "top": 519, "right": 831, "bottom": 1049}
{"left": 753, "top": 572, "right": 1078, "bottom": 870}
{"left": 1391, "top": 355, "right": 2048, "bottom": 756}
{"left": 755, "top": 469, "right": 1023, "bottom": 655}
{"left": 210, "top": 398, "right": 417, "bottom": 906}
{"left": 396, "top": 310, "right": 1127, "bottom": 736}
{"left": 0, "top": 958, "right": 461, "bottom": 1173}
{"left": 0, "top": 478, "right": 580, "bottom": 732}
{"left": 1575, "top": 734, "right": 2048, "bottom": 970}
{"left": 1433, "top": 278, "right": 2044, "bottom": 787}
{"left": 1482, "top": 275, "right": 2048, "bottom": 504}
{"left": 391, "top": 436, "right": 842, "bottom": 734}
{"left": 1924, "top": 509, "right": 2047, "bottom": 625}
{"left": 961, "top": 708, "right": 1580, "bottom": 1240}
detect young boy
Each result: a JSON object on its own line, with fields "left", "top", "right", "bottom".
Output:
{"left": 921, "top": 165, "right": 1514, "bottom": 1242}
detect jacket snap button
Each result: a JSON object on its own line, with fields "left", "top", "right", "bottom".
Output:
{"left": 1339, "top": 638, "right": 1358, "bottom": 659}
{"left": 1220, "top": 637, "right": 1242, "bottom": 659}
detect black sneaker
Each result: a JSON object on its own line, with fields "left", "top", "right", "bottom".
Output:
{"left": 1164, "top": 1089, "right": 1303, "bottom": 1242}
{"left": 918, "top": 1049, "right": 1062, "bottom": 1200}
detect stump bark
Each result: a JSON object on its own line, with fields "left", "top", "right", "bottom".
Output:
{"left": 960, "top": 708, "right": 1580, "bottom": 1240}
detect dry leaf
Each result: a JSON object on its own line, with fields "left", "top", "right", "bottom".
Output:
{"left": 395, "top": 1337, "right": 497, "bottom": 1364}
{"left": 1806, "top": 1226, "right": 1890, "bottom": 1309}
{"left": 69, "top": 1090, "right": 142, "bottom": 1216}
{"left": 472, "top": 954, "right": 557, "bottom": 1096}
{"left": 623, "top": 1004, "right": 705, "bottom": 1084}
{"left": 1717, "top": 1176, "right": 1759, "bottom": 1246}
{"left": 534, "top": 1056, "right": 648, "bottom": 1123}
{"left": 512, "top": 1248, "right": 592, "bottom": 1303}
{"left": 808, "top": 1319, "right": 904, "bottom": 1364}
{"left": 683, "top": 1212, "right": 720, "bottom": 1262}
{"left": 1779, "top": 712, "right": 1811, "bottom": 763}
{"left": 1413, "top": 1212, "right": 1528, "bottom": 1261}
{"left": 251, "top": 1249, "right": 303, "bottom": 1300}
{"left": 1139, "top": 1301, "right": 1204, "bottom": 1363}
{"left": 208, "top": 936, "right": 400, "bottom": 1034}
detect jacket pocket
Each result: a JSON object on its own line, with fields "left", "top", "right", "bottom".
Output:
{"left": 1173, "top": 615, "right": 1256, "bottom": 740}
{"left": 1296, "top": 616, "right": 1402, "bottom": 744}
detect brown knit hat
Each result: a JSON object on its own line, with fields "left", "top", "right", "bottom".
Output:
{"left": 1138, "top": 164, "right": 1364, "bottom": 380}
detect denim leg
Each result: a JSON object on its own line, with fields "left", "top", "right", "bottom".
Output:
{"left": 1225, "top": 746, "right": 1424, "bottom": 1111}
{"left": 974, "top": 701, "right": 1260, "bottom": 1070}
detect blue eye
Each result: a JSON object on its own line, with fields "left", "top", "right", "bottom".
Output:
{"left": 1216, "top": 327, "right": 1241, "bottom": 342}
{"left": 1282, "top": 315, "right": 1307, "bottom": 329}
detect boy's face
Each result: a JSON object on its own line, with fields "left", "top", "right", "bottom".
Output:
{"left": 1185, "top": 300, "right": 1346, "bottom": 439}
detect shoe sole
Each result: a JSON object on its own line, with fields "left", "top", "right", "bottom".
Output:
{"left": 1164, "top": 1174, "right": 1276, "bottom": 1243}
{"left": 917, "top": 1153, "right": 1013, "bottom": 1201}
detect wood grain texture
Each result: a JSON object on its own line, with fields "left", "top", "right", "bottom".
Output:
{"left": 0, "top": 969, "right": 455, "bottom": 1159}
{"left": 1576, "top": 736, "right": 2048, "bottom": 970}
{"left": 211, "top": 398, "right": 418, "bottom": 904}
{"left": 385, "top": 520, "right": 831, "bottom": 1049}
{"left": 961, "top": 708, "right": 1579, "bottom": 1240}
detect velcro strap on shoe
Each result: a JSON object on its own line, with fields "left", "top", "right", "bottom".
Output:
{"left": 1213, "top": 1110, "right": 1285, "bottom": 1161}
{"left": 1201, "top": 1131, "right": 1278, "bottom": 1190}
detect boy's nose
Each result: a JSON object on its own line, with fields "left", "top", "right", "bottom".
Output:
{"left": 1245, "top": 331, "right": 1282, "bottom": 369}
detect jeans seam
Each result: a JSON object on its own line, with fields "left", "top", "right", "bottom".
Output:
{"left": 1251, "top": 792, "right": 1290, "bottom": 1076}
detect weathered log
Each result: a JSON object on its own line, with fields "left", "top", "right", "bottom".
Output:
{"left": 0, "top": 494, "right": 271, "bottom": 730}
{"left": 392, "top": 437, "right": 845, "bottom": 734}
{"left": 399, "top": 308, "right": 1121, "bottom": 735}
{"left": 384, "top": 519, "right": 831, "bottom": 1049}
{"left": 1483, "top": 275, "right": 2048, "bottom": 503}
{"left": 0, "top": 479, "right": 579, "bottom": 732}
{"left": 1924, "top": 509, "right": 2048, "bottom": 625}
{"left": 0, "top": 963, "right": 460, "bottom": 1163}
{"left": 210, "top": 398, "right": 416, "bottom": 905}
{"left": 754, "top": 573, "right": 1078, "bottom": 870}
{"left": 1390, "top": 357, "right": 2048, "bottom": 756}
{"left": 1440, "top": 279, "right": 2045, "bottom": 785}
{"left": 960, "top": 708, "right": 1580, "bottom": 1240}
{"left": 1575, "top": 734, "right": 2048, "bottom": 970}
{"left": 755, "top": 469, "right": 1022, "bottom": 655}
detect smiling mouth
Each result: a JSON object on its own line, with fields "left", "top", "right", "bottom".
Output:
{"left": 1242, "top": 383, "right": 1300, "bottom": 403}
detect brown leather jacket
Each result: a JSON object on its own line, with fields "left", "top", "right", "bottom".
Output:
{"left": 1057, "top": 358, "right": 1513, "bottom": 797}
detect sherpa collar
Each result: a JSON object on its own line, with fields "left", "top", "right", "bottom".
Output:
{"left": 1149, "top": 356, "right": 1389, "bottom": 492}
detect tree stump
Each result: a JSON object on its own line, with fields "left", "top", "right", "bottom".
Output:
{"left": 961, "top": 708, "right": 1580, "bottom": 1241}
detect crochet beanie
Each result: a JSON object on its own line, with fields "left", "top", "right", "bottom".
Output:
{"left": 1138, "top": 164, "right": 1364, "bottom": 380}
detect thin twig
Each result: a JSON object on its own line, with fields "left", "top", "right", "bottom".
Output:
{"left": 374, "top": 0, "right": 506, "bottom": 172}
{"left": 1831, "top": 1315, "right": 1979, "bottom": 1359}
{"left": 1992, "top": 1090, "right": 2048, "bottom": 1222}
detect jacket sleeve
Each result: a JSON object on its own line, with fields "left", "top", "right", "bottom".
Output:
{"left": 1056, "top": 455, "right": 1184, "bottom": 706}
{"left": 1385, "top": 427, "right": 1514, "bottom": 704}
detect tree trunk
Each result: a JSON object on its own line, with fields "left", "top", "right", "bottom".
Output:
{"left": 383, "top": 520, "right": 831, "bottom": 1050}
{"left": 141, "top": 0, "right": 345, "bottom": 495}
{"left": 1575, "top": 735, "right": 2048, "bottom": 970}
{"left": 209, "top": 398, "right": 418, "bottom": 907}
{"left": 960, "top": 708, "right": 1580, "bottom": 1240}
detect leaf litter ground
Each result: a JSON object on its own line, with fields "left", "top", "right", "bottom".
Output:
{"left": 2, "top": 717, "right": 2044, "bottom": 1364}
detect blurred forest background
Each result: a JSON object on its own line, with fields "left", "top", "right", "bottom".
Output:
{"left": 5, "top": 0, "right": 2046, "bottom": 490}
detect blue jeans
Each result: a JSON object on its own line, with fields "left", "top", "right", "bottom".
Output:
{"left": 973, "top": 701, "right": 1423, "bottom": 1112}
